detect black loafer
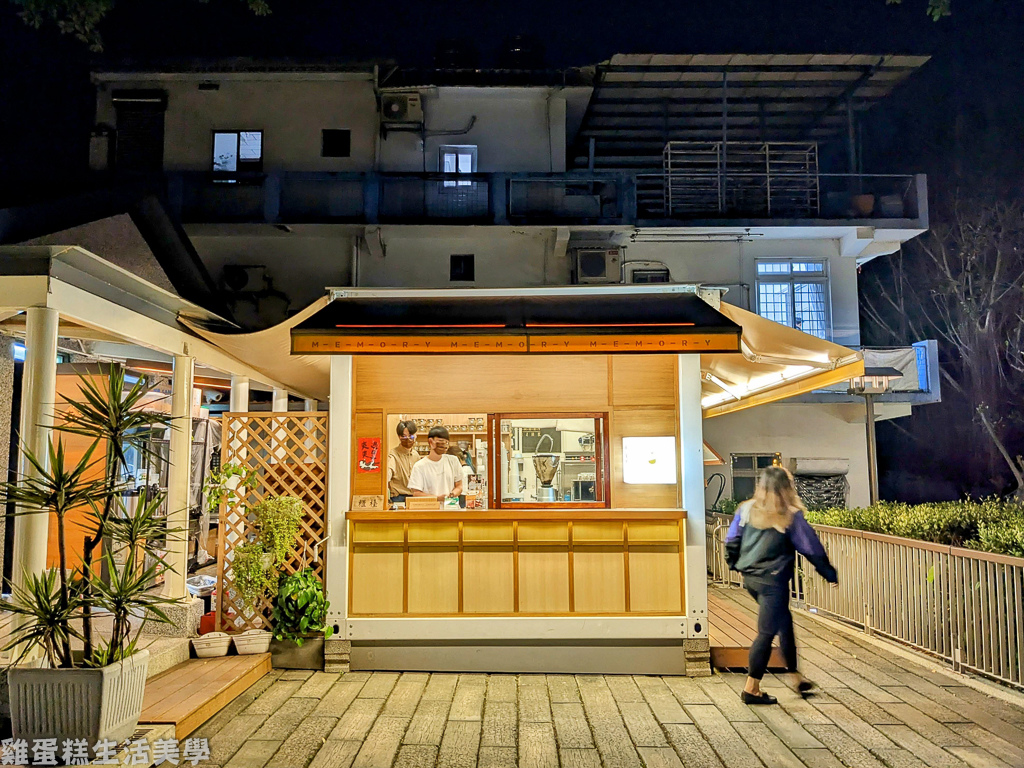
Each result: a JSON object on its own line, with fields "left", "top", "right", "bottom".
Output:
{"left": 741, "top": 691, "right": 778, "bottom": 705}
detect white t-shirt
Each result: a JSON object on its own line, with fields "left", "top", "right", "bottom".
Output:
{"left": 408, "top": 454, "right": 463, "bottom": 497}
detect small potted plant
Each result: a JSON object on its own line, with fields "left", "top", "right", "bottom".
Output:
{"left": 0, "top": 367, "right": 182, "bottom": 749}
{"left": 269, "top": 568, "right": 333, "bottom": 669}
{"left": 224, "top": 496, "right": 304, "bottom": 653}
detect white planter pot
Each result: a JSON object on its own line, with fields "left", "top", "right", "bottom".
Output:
{"left": 233, "top": 630, "right": 272, "bottom": 655}
{"left": 8, "top": 649, "right": 150, "bottom": 747}
{"left": 192, "top": 632, "right": 231, "bottom": 658}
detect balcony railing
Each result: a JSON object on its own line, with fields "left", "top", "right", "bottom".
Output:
{"left": 166, "top": 170, "right": 925, "bottom": 226}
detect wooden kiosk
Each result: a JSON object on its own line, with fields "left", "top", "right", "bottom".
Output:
{"left": 277, "top": 285, "right": 863, "bottom": 674}
{"left": 291, "top": 288, "right": 738, "bottom": 674}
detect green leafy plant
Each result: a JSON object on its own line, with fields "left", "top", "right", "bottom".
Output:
{"left": 203, "top": 461, "right": 258, "bottom": 516}
{"left": 232, "top": 541, "right": 277, "bottom": 611}
{"left": 271, "top": 569, "right": 333, "bottom": 647}
{"left": 254, "top": 496, "right": 304, "bottom": 566}
{"left": 0, "top": 365, "right": 182, "bottom": 668}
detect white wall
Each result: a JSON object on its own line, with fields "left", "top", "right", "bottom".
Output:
{"left": 188, "top": 231, "right": 355, "bottom": 310}
{"left": 358, "top": 226, "right": 558, "bottom": 287}
{"left": 378, "top": 87, "right": 567, "bottom": 174}
{"left": 95, "top": 76, "right": 379, "bottom": 172}
{"left": 703, "top": 403, "right": 871, "bottom": 509}
{"left": 621, "top": 239, "right": 861, "bottom": 346}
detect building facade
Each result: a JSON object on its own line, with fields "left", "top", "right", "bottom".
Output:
{"left": 84, "top": 53, "right": 939, "bottom": 508}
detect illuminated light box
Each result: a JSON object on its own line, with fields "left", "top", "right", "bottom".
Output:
{"left": 622, "top": 436, "right": 677, "bottom": 485}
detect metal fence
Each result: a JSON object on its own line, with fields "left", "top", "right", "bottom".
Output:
{"left": 706, "top": 512, "right": 1024, "bottom": 689}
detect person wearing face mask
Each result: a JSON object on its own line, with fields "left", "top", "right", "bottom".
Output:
{"left": 408, "top": 426, "right": 463, "bottom": 502}
{"left": 387, "top": 420, "right": 421, "bottom": 506}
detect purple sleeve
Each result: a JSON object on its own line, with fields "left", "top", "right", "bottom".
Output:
{"left": 788, "top": 512, "right": 827, "bottom": 559}
{"left": 726, "top": 510, "right": 743, "bottom": 543}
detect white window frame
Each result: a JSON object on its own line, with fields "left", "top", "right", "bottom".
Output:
{"left": 755, "top": 258, "right": 832, "bottom": 340}
{"left": 730, "top": 452, "right": 782, "bottom": 501}
{"left": 439, "top": 144, "right": 477, "bottom": 187}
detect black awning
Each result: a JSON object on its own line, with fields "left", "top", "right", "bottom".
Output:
{"left": 292, "top": 292, "right": 742, "bottom": 355}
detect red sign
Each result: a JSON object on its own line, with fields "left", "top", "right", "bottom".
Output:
{"left": 357, "top": 437, "right": 381, "bottom": 473}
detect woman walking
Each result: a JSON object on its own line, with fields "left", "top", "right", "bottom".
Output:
{"left": 725, "top": 466, "right": 838, "bottom": 704}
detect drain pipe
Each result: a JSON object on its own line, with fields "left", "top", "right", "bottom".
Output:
{"left": 351, "top": 239, "right": 360, "bottom": 287}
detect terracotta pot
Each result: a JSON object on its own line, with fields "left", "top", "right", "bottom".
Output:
{"left": 852, "top": 194, "right": 875, "bottom": 216}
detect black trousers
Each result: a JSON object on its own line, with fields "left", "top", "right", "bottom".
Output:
{"left": 746, "top": 582, "right": 799, "bottom": 680}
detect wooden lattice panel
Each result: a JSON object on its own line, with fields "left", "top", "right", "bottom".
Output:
{"left": 216, "top": 413, "right": 329, "bottom": 631}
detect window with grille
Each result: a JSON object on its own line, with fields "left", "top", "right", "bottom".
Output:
{"left": 731, "top": 452, "right": 782, "bottom": 501}
{"left": 755, "top": 259, "right": 830, "bottom": 339}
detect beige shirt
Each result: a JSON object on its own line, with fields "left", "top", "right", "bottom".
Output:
{"left": 387, "top": 444, "right": 420, "bottom": 498}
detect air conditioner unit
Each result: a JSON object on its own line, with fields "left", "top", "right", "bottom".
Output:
{"left": 574, "top": 248, "right": 621, "bottom": 284}
{"left": 380, "top": 92, "right": 423, "bottom": 124}
{"left": 623, "top": 260, "right": 671, "bottom": 284}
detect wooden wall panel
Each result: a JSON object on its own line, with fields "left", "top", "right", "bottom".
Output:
{"left": 628, "top": 546, "right": 683, "bottom": 612}
{"left": 351, "top": 547, "right": 403, "bottom": 614}
{"left": 407, "top": 548, "right": 459, "bottom": 613}
{"left": 463, "top": 549, "right": 515, "bottom": 613}
{"left": 518, "top": 548, "right": 570, "bottom": 612}
{"left": 355, "top": 356, "right": 610, "bottom": 412}
{"left": 610, "top": 408, "right": 679, "bottom": 509}
{"left": 611, "top": 355, "right": 676, "bottom": 407}
{"left": 573, "top": 548, "right": 626, "bottom": 612}
{"left": 352, "top": 410, "right": 384, "bottom": 497}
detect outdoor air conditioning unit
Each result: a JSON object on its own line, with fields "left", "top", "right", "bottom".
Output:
{"left": 574, "top": 248, "right": 621, "bottom": 284}
{"left": 380, "top": 92, "right": 424, "bottom": 124}
{"left": 623, "top": 260, "right": 671, "bottom": 284}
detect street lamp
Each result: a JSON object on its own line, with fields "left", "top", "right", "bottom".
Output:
{"left": 848, "top": 367, "right": 903, "bottom": 505}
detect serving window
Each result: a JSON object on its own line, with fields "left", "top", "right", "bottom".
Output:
{"left": 489, "top": 413, "right": 609, "bottom": 508}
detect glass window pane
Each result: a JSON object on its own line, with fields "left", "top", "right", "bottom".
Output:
{"left": 731, "top": 455, "right": 753, "bottom": 470}
{"left": 442, "top": 152, "right": 457, "bottom": 173}
{"left": 212, "top": 132, "right": 237, "bottom": 172}
{"left": 756, "top": 455, "right": 777, "bottom": 469}
{"left": 733, "top": 477, "right": 755, "bottom": 501}
{"left": 239, "top": 131, "right": 262, "bottom": 161}
{"left": 757, "top": 261, "right": 790, "bottom": 275}
{"left": 499, "top": 416, "right": 602, "bottom": 504}
{"left": 457, "top": 152, "right": 473, "bottom": 173}
{"left": 757, "top": 282, "right": 792, "bottom": 327}
{"left": 792, "top": 261, "right": 824, "bottom": 273}
{"left": 794, "top": 282, "right": 827, "bottom": 338}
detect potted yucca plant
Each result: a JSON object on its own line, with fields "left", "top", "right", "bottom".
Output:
{"left": 0, "top": 366, "right": 183, "bottom": 750}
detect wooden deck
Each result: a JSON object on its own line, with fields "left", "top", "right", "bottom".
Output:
{"left": 140, "top": 653, "right": 272, "bottom": 738}
{"left": 709, "top": 583, "right": 787, "bottom": 669}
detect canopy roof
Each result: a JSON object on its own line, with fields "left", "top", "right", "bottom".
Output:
{"left": 701, "top": 303, "right": 864, "bottom": 418}
{"left": 184, "top": 288, "right": 863, "bottom": 413}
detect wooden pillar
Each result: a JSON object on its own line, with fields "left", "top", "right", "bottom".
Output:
{"left": 164, "top": 354, "right": 194, "bottom": 599}
{"left": 677, "top": 354, "right": 708, "bottom": 640}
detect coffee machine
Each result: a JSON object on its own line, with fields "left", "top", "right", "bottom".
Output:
{"left": 532, "top": 433, "right": 561, "bottom": 502}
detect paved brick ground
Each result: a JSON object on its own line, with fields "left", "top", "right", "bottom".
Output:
{"left": 195, "top": 607, "right": 1024, "bottom": 768}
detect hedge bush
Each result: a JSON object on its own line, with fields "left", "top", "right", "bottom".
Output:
{"left": 716, "top": 498, "right": 1024, "bottom": 558}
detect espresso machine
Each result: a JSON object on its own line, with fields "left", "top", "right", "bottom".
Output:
{"left": 532, "top": 433, "right": 561, "bottom": 502}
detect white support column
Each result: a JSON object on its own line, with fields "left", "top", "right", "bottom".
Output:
{"left": 678, "top": 354, "right": 708, "bottom": 639}
{"left": 272, "top": 388, "right": 289, "bottom": 412}
{"left": 304, "top": 398, "right": 318, "bottom": 412}
{"left": 164, "top": 354, "right": 194, "bottom": 600}
{"left": 12, "top": 307, "right": 58, "bottom": 592}
{"left": 229, "top": 376, "right": 250, "bottom": 413}
{"left": 325, "top": 355, "right": 353, "bottom": 630}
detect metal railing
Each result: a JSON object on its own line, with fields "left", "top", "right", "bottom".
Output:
{"left": 165, "top": 170, "right": 925, "bottom": 226}
{"left": 706, "top": 512, "right": 1024, "bottom": 690}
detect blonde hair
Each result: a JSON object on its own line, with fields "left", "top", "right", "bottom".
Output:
{"left": 745, "top": 466, "right": 806, "bottom": 532}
